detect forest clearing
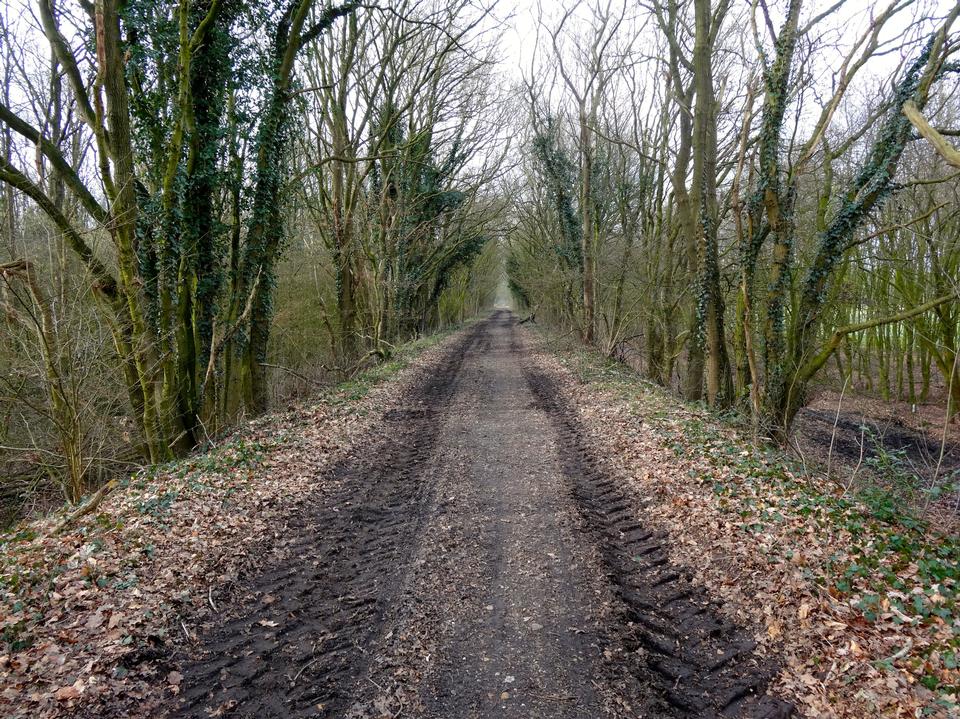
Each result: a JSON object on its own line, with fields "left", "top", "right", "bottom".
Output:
{"left": 1, "top": 0, "right": 960, "bottom": 717}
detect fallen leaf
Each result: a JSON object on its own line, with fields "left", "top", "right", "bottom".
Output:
{"left": 86, "top": 612, "right": 105, "bottom": 630}
{"left": 55, "top": 685, "right": 81, "bottom": 701}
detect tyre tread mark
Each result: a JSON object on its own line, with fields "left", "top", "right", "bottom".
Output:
{"left": 520, "top": 353, "right": 793, "bottom": 719}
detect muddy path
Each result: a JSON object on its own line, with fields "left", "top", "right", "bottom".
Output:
{"left": 171, "top": 311, "right": 792, "bottom": 718}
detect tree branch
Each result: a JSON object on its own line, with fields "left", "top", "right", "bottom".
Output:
{"left": 36, "top": 0, "right": 98, "bottom": 130}
{"left": 0, "top": 155, "right": 117, "bottom": 298}
{"left": 0, "top": 101, "right": 109, "bottom": 225}
{"left": 800, "top": 292, "right": 960, "bottom": 382}
{"left": 903, "top": 99, "right": 960, "bottom": 168}
{"left": 299, "top": 1, "right": 363, "bottom": 48}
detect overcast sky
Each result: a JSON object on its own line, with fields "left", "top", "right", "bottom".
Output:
{"left": 492, "top": 0, "right": 959, "bottom": 81}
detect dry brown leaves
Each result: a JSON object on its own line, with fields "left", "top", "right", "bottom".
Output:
{"left": 526, "top": 332, "right": 957, "bottom": 719}
{"left": 0, "top": 334, "right": 460, "bottom": 719}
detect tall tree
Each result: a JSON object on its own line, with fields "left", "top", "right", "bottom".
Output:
{"left": 545, "top": 0, "right": 629, "bottom": 346}
{"left": 690, "top": 0, "right": 732, "bottom": 407}
{"left": 0, "top": 0, "right": 360, "bottom": 460}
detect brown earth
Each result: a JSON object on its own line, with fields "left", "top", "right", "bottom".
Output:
{"left": 792, "top": 391, "right": 960, "bottom": 529}
{"left": 794, "top": 392, "right": 960, "bottom": 482}
{"left": 163, "top": 311, "right": 791, "bottom": 718}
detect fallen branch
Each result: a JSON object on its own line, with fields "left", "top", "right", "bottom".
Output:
{"left": 259, "top": 362, "right": 327, "bottom": 387}
{"left": 264, "top": 349, "right": 386, "bottom": 387}
{"left": 53, "top": 479, "right": 117, "bottom": 534}
{"left": 319, "top": 349, "right": 386, "bottom": 377}
{"left": 200, "top": 269, "right": 262, "bottom": 399}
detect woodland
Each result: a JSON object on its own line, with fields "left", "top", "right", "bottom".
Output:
{"left": 2, "top": 2, "right": 960, "bottom": 717}
{"left": 0, "top": 0, "right": 504, "bottom": 514}
{"left": 0, "top": 0, "right": 959, "bottom": 518}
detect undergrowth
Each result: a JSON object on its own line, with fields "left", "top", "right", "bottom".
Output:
{"left": 329, "top": 321, "right": 472, "bottom": 405}
{"left": 0, "top": 321, "right": 470, "bottom": 661}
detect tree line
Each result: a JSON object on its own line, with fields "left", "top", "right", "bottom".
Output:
{"left": 3, "top": 0, "right": 959, "bottom": 513}
{"left": 508, "top": 0, "right": 960, "bottom": 442}
{"left": 0, "top": 0, "right": 504, "bottom": 511}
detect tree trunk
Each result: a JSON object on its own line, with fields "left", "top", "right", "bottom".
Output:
{"left": 692, "top": 0, "right": 732, "bottom": 408}
{"left": 579, "top": 108, "right": 595, "bottom": 345}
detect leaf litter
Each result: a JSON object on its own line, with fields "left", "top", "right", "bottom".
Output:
{"left": 0, "top": 330, "right": 464, "bottom": 718}
{"left": 2, "top": 318, "right": 955, "bottom": 718}
{"left": 526, "top": 330, "right": 958, "bottom": 718}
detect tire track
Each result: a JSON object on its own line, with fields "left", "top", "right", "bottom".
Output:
{"left": 174, "top": 324, "right": 484, "bottom": 718}
{"left": 173, "top": 314, "right": 794, "bottom": 718}
{"left": 520, "top": 345, "right": 794, "bottom": 719}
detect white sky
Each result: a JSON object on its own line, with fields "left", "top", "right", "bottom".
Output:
{"left": 479, "top": 0, "right": 960, "bottom": 150}
{"left": 491, "top": 0, "right": 959, "bottom": 80}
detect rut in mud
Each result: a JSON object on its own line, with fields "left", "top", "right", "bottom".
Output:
{"left": 175, "top": 325, "right": 484, "bottom": 717}
{"left": 172, "top": 311, "right": 791, "bottom": 718}
{"left": 522, "top": 363, "right": 793, "bottom": 718}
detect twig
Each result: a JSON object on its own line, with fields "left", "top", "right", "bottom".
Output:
{"left": 876, "top": 638, "right": 914, "bottom": 665}
{"left": 208, "top": 586, "right": 218, "bottom": 612}
{"left": 827, "top": 374, "right": 850, "bottom": 479}
{"left": 843, "top": 419, "right": 867, "bottom": 497}
{"left": 787, "top": 433, "right": 809, "bottom": 478}
{"left": 292, "top": 657, "right": 320, "bottom": 684}
{"left": 937, "top": 348, "right": 960, "bottom": 514}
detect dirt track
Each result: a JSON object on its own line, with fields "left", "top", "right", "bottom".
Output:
{"left": 172, "top": 311, "right": 792, "bottom": 718}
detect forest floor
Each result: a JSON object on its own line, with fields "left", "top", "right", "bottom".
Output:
{"left": 792, "top": 392, "right": 960, "bottom": 530}
{"left": 1, "top": 311, "right": 957, "bottom": 718}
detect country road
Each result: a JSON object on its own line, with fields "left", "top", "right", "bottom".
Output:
{"left": 173, "top": 311, "right": 792, "bottom": 719}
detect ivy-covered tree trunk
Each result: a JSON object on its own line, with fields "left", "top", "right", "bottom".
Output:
{"left": 91, "top": 0, "right": 177, "bottom": 461}
{"left": 764, "top": 38, "right": 953, "bottom": 437}
{"left": 750, "top": 0, "right": 803, "bottom": 433}
{"left": 330, "top": 93, "right": 359, "bottom": 360}
{"left": 579, "top": 107, "right": 596, "bottom": 345}
{"left": 531, "top": 119, "right": 583, "bottom": 333}
{"left": 234, "top": 70, "right": 288, "bottom": 413}
{"left": 231, "top": 1, "right": 359, "bottom": 413}
{"left": 691, "top": 0, "right": 732, "bottom": 408}
{"left": 657, "top": 1, "right": 702, "bottom": 402}
{"left": 176, "top": 0, "right": 233, "bottom": 440}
